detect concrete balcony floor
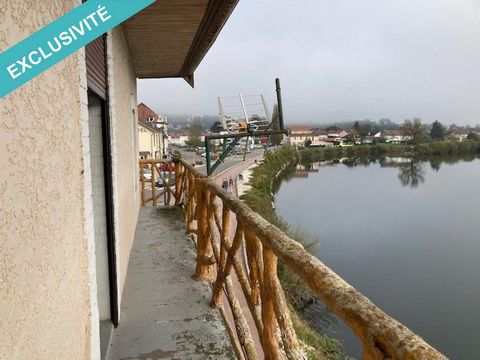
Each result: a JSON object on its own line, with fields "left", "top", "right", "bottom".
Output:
{"left": 106, "top": 207, "right": 234, "bottom": 360}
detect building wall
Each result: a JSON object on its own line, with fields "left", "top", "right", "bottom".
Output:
{"left": 138, "top": 126, "right": 153, "bottom": 158}
{"left": 107, "top": 26, "right": 141, "bottom": 309}
{"left": 138, "top": 126, "right": 163, "bottom": 159}
{"left": 87, "top": 93, "right": 111, "bottom": 321}
{"left": 170, "top": 135, "right": 190, "bottom": 147}
{"left": 0, "top": 0, "right": 93, "bottom": 359}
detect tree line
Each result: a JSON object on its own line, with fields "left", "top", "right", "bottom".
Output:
{"left": 401, "top": 118, "right": 479, "bottom": 145}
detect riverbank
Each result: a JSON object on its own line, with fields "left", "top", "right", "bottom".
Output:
{"left": 239, "top": 141, "right": 480, "bottom": 359}
{"left": 298, "top": 140, "right": 480, "bottom": 164}
{"left": 240, "top": 146, "right": 348, "bottom": 360}
{"left": 237, "top": 163, "right": 259, "bottom": 198}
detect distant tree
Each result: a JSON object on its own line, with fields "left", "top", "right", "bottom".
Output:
{"left": 304, "top": 139, "right": 312, "bottom": 147}
{"left": 186, "top": 120, "right": 204, "bottom": 147}
{"left": 430, "top": 120, "right": 445, "bottom": 140}
{"left": 353, "top": 121, "right": 360, "bottom": 132}
{"left": 344, "top": 133, "right": 356, "bottom": 144}
{"left": 448, "top": 123, "right": 460, "bottom": 133}
{"left": 269, "top": 104, "right": 284, "bottom": 145}
{"left": 325, "top": 125, "right": 339, "bottom": 131}
{"left": 358, "top": 122, "right": 372, "bottom": 137}
{"left": 210, "top": 121, "right": 223, "bottom": 133}
{"left": 378, "top": 118, "right": 397, "bottom": 130}
{"left": 467, "top": 132, "right": 479, "bottom": 141}
{"left": 447, "top": 132, "right": 460, "bottom": 142}
{"left": 401, "top": 118, "right": 427, "bottom": 145}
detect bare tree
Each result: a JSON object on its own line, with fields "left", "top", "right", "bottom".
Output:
{"left": 401, "top": 118, "right": 427, "bottom": 145}
{"left": 186, "top": 120, "right": 203, "bottom": 147}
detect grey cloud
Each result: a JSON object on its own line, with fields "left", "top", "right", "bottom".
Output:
{"left": 138, "top": 0, "right": 480, "bottom": 126}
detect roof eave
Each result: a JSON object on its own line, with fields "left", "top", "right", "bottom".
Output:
{"left": 179, "top": 0, "right": 239, "bottom": 86}
{"left": 125, "top": 0, "right": 239, "bottom": 88}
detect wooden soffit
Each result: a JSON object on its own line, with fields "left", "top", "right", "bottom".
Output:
{"left": 122, "top": 0, "right": 239, "bottom": 87}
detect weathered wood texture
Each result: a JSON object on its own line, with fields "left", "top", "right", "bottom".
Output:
{"left": 140, "top": 159, "right": 447, "bottom": 360}
{"left": 139, "top": 160, "right": 176, "bottom": 207}
{"left": 122, "top": 0, "right": 239, "bottom": 84}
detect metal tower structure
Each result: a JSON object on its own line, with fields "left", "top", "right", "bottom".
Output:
{"left": 204, "top": 78, "right": 287, "bottom": 175}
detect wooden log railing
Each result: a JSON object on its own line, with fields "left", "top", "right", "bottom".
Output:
{"left": 139, "top": 159, "right": 176, "bottom": 206}
{"left": 141, "top": 158, "right": 447, "bottom": 360}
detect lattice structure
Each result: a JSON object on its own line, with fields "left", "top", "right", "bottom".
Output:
{"left": 205, "top": 79, "right": 287, "bottom": 175}
{"left": 218, "top": 95, "right": 271, "bottom": 133}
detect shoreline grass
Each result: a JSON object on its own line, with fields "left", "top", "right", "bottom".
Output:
{"left": 298, "top": 140, "right": 480, "bottom": 164}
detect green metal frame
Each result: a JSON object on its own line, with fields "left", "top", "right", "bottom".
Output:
{"left": 205, "top": 129, "right": 287, "bottom": 175}
{"left": 205, "top": 78, "right": 287, "bottom": 176}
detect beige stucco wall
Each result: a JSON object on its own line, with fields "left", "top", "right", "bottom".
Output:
{"left": 138, "top": 126, "right": 154, "bottom": 157}
{"left": 0, "top": 1, "right": 92, "bottom": 359}
{"left": 138, "top": 126, "right": 162, "bottom": 159}
{"left": 107, "top": 26, "right": 141, "bottom": 308}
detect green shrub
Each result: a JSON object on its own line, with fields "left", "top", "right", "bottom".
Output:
{"left": 297, "top": 140, "right": 480, "bottom": 164}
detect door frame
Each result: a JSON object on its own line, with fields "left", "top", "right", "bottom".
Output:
{"left": 86, "top": 32, "right": 119, "bottom": 327}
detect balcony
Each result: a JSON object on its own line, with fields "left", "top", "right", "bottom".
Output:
{"left": 107, "top": 159, "right": 446, "bottom": 360}
{"left": 106, "top": 206, "right": 234, "bottom": 359}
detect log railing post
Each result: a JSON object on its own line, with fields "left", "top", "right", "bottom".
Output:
{"left": 151, "top": 163, "right": 157, "bottom": 206}
{"left": 179, "top": 164, "right": 187, "bottom": 205}
{"left": 166, "top": 170, "right": 172, "bottom": 205}
{"left": 224, "top": 277, "right": 258, "bottom": 360}
{"left": 174, "top": 162, "right": 181, "bottom": 205}
{"left": 184, "top": 173, "right": 196, "bottom": 232}
{"left": 244, "top": 227, "right": 263, "bottom": 306}
{"left": 140, "top": 163, "right": 146, "bottom": 206}
{"left": 194, "top": 181, "right": 213, "bottom": 280}
{"left": 220, "top": 204, "right": 231, "bottom": 272}
{"left": 270, "top": 259, "right": 301, "bottom": 359}
{"left": 211, "top": 222, "right": 244, "bottom": 307}
{"left": 261, "top": 247, "right": 281, "bottom": 359}
{"left": 209, "top": 202, "right": 265, "bottom": 336}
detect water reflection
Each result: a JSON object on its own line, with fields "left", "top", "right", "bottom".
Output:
{"left": 429, "top": 158, "right": 442, "bottom": 172}
{"left": 277, "top": 155, "right": 480, "bottom": 359}
{"left": 294, "top": 156, "right": 479, "bottom": 188}
{"left": 397, "top": 162, "right": 425, "bottom": 188}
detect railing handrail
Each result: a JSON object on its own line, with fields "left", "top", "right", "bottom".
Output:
{"left": 201, "top": 175, "right": 443, "bottom": 358}
{"left": 141, "top": 158, "right": 446, "bottom": 359}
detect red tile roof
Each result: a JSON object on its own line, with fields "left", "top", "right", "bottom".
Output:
{"left": 138, "top": 103, "right": 159, "bottom": 122}
{"left": 290, "top": 125, "right": 311, "bottom": 133}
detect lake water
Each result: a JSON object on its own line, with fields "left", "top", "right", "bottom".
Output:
{"left": 275, "top": 156, "right": 480, "bottom": 359}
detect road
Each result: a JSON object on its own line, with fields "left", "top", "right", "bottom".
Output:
{"left": 177, "top": 147, "right": 264, "bottom": 177}
{"left": 141, "top": 148, "right": 263, "bottom": 205}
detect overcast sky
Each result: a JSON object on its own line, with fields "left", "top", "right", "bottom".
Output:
{"left": 138, "top": 0, "right": 480, "bottom": 126}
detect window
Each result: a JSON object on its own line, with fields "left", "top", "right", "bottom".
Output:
{"left": 148, "top": 116, "right": 155, "bottom": 122}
